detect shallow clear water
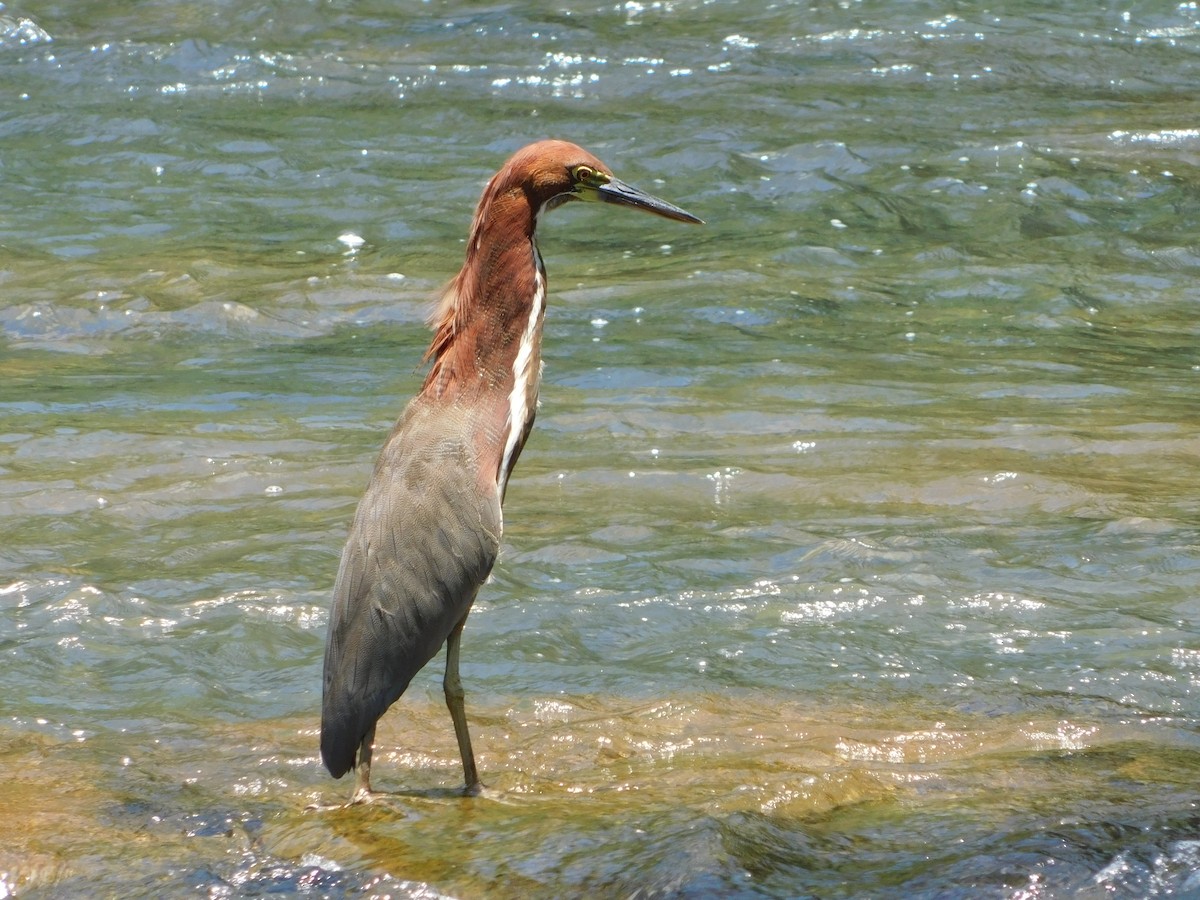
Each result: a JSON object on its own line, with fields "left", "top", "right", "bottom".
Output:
{"left": 2, "top": 1, "right": 1200, "bottom": 897}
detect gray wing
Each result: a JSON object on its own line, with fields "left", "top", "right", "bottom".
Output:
{"left": 320, "top": 409, "right": 501, "bottom": 778}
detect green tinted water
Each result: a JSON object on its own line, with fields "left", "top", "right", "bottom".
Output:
{"left": 2, "top": 2, "right": 1199, "bottom": 896}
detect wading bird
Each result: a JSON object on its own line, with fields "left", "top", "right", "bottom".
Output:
{"left": 320, "top": 139, "right": 702, "bottom": 803}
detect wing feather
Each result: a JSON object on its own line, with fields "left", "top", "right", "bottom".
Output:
{"left": 320, "top": 403, "right": 501, "bottom": 778}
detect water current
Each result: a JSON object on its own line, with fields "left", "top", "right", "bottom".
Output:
{"left": 2, "top": 2, "right": 1199, "bottom": 897}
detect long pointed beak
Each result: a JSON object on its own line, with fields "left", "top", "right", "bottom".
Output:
{"left": 594, "top": 177, "right": 704, "bottom": 224}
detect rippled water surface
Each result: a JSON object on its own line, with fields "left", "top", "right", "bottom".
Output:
{"left": 3, "top": 1, "right": 1200, "bottom": 897}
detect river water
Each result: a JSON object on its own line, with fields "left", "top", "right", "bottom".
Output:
{"left": 2, "top": 2, "right": 1199, "bottom": 897}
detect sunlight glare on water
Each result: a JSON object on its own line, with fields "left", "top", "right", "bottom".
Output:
{"left": 2, "top": 1, "right": 1200, "bottom": 896}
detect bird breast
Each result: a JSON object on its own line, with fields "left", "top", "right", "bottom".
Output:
{"left": 497, "top": 263, "right": 546, "bottom": 497}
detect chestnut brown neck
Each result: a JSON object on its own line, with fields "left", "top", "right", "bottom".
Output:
{"left": 419, "top": 177, "right": 548, "bottom": 495}
{"left": 422, "top": 181, "right": 546, "bottom": 400}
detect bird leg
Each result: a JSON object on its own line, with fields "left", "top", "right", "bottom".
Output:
{"left": 349, "top": 722, "right": 377, "bottom": 805}
{"left": 444, "top": 614, "right": 483, "bottom": 794}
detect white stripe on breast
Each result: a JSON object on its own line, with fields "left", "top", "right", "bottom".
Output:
{"left": 497, "top": 265, "right": 545, "bottom": 496}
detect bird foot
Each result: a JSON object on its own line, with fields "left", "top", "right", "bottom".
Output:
{"left": 462, "top": 781, "right": 512, "bottom": 802}
{"left": 304, "top": 799, "right": 346, "bottom": 813}
{"left": 303, "top": 787, "right": 380, "bottom": 812}
{"left": 462, "top": 781, "right": 485, "bottom": 798}
{"left": 348, "top": 785, "right": 380, "bottom": 806}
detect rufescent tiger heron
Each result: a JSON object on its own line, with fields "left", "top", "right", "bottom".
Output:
{"left": 320, "top": 139, "right": 703, "bottom": 804}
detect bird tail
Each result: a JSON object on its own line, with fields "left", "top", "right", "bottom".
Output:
{"left": 320, "top": 677, "right": 362, "bottom": 779}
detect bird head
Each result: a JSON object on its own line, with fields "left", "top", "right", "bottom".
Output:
{"left": 497, "top": 139, "right": 704, "bottom": 224}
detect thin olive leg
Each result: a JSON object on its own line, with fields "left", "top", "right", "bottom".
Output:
{"left": 349, "top": 723, "right": 376, "bottom": 804}
{"left": 444, "top": 614, "right": 482, "bottom": 794}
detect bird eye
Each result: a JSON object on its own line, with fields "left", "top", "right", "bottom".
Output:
{"left": 572, "top": 165, "right": 595, "bottom": 183}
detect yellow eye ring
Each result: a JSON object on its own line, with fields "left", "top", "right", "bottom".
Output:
{"left": 572, "top": 165, "right": 596, "bottom": 182}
